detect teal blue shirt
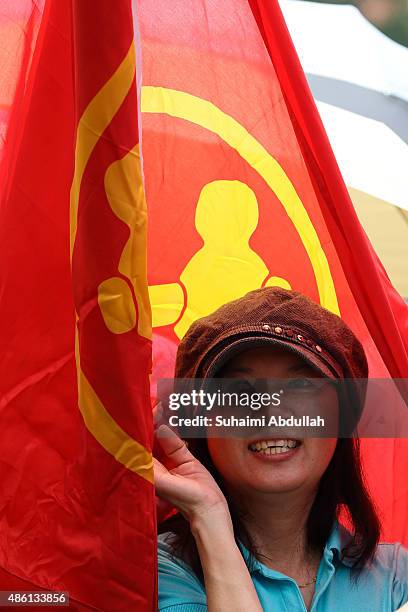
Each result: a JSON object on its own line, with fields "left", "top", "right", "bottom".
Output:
{"left": 158, "top": 524, "right": 408, "bottom": 611}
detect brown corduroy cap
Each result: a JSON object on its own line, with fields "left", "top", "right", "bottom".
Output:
{"left": 175, "top": 287, "right": 368, "bottom": 429}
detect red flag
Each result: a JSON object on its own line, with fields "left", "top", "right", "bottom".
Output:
{"left": 0, "top": 1, "right": 45, "bottom": 168}
{"left": 248, "top": 0, "right": 408, "bottom": 378}
{"left": 0, "top": 1, "right": 156, "bottom": 609}
{"left": 135, "top": 0, "right": 408, "bottom": 544}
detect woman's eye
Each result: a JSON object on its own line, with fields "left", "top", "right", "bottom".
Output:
{"left": 226, "top": 380, "right": 256, "bottom": 394}
{"left": 285, "top": 378, "right": 317, "bottom": 391}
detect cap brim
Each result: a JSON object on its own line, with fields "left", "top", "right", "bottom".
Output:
{"left": 204, "top": 336, "right": 339, "bottom": 379}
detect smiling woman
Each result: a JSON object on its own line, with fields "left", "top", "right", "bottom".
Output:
{"left": 153, "top": 287, "right": 408, "bottom": 612}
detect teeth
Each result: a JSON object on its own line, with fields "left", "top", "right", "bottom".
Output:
{"left": 249, "top": 439, "right": 299, "bottom": 454}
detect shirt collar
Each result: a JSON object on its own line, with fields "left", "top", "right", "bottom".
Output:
{"left": 326, "top": 521, "right": 355, "bottom": 567}
{"left": 238, "top": 521, "right": 354, "bottom": 577}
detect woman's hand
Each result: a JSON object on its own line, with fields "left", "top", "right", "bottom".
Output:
{"left": 154, "top": 425, "right": 229, "bottom": 525}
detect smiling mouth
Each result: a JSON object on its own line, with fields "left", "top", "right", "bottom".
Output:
{"left": 248, "top": 439, "right": 301, "bottom": 455}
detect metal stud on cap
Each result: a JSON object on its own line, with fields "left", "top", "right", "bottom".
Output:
{"left": 315, "top": 344, "right": 322, "bottom": 352}
{"left": 274, "top": 326, "right": 283, "bottom": 334}
{"left": 262, "top": 324, "right": 271, "bottom": 331}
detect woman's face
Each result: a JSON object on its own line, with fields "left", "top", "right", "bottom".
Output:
{"left": 206, "top": 345, "right": 338, "bottom": 499}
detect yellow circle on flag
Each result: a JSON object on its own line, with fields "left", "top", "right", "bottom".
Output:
{"left": 141, "top": 86, "right": 340, "bottom": 316}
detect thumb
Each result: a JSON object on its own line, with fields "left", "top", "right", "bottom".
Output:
{"left": 155, "top": 425, "right": 193, "bottom": 467}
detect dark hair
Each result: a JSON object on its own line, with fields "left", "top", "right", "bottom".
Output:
{"left": 158, "top": 435, "right": 381, "bottom": 582}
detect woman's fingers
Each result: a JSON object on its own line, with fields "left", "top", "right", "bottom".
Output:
{"left": 153, "top": 457, "right": 180, "bottom": 501}
{"left": 153, "top": 456, "right": 169, "bottom": 478}
{"left": 155, "top": 424, "right": 193, "bottom": 467}
{"left": 152, "top": 401, "right": 164, "bottom": 428}
{"left": 156, "top": 495, "right": 175, "bottom": 523}
{"left": 153, "top": 456, "right": 191, "bottom": 507}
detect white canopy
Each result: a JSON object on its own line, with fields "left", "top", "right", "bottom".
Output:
{"left": 280, "top": 0, "right": 408, "bottom": 101}
{"left": 279, "top": 0, "right": 408, "bottom": 296}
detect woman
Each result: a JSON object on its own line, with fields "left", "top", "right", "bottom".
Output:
{"left": 154, "top": 287, "right": 408, "bottom": 611}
